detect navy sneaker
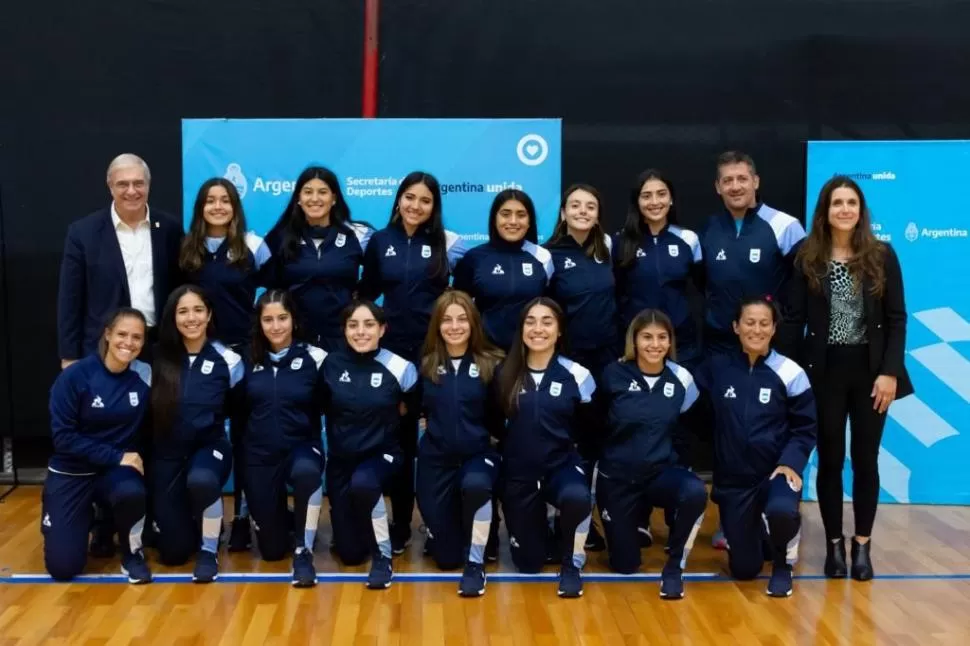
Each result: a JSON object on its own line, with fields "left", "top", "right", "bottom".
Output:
{"left": 458, "top": 562, "right": 486, "bottom": 597}
{"left": 120, "top": 549, "right": 152, "bottom": 584}
{"left": 193, "top": 550, "right": 219, "bottom": 583}
{"left": 659, "top": 562, "right": 684, "bottom": 600}
{"left": 228, "top": 516, "right": 252, "bottom": 553}
{"left": 557, "top": 564, "right": 583, "bottom": 598}
{"left": 767, "top": 563, "right": 793, "bottom": 598}
{"left": 292, "top": 549, "right": 317, "bottom": 588}
{"left": 367, "top": 555, "right": 393, "bottom": 589}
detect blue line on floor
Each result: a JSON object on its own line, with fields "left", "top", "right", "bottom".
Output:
{"left": 1, "top": 572, "right": 969, "bottom": 585}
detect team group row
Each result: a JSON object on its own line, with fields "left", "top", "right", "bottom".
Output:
{"left": 48, "top": 151, "right": 911, "bottom": 600}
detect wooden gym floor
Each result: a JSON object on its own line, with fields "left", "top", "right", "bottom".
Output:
{"left": 1, "top": 487, "right": 968, "bottom": 645}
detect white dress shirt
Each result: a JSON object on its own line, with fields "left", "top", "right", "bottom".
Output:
{"left": 111, "top": 203, "right": 156, "bottom": 326}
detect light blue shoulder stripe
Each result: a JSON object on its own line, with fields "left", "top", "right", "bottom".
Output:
{"left": 375, "top": 348, "right": 418, "bottom": 392}
{"left": 765, "top": 350, "right": 811, "bottom": 397}
{"left": 445, "top": 231, "right": 467, "bottom": 270}
{"left": 668, "top": 225, "right": 702, "bottom": 262}
{"left": 349, "top": 222, "right": 374, "bottom": 253}
{"left": 556, "top": 355, "right": 596, "bottom": 403}
{"left": 245, "top": 231, "right": 272, "bottom": 270}
{"left": 212, "top": 341, "right": 244, "bottom": 388}
{"left": 522, "top": 240, "right": 555, "bottom": 281}
{"left": 756, "top": 204, "right": 806, "bottom": 256}
{"left": 304, "top": 343, "right": 327, "bottom": 370}
{"left": 130, "top": 360, "right": 152, "bottom": 387}
{"left": 665, "top": 359, "right": 698, "bottom": 412}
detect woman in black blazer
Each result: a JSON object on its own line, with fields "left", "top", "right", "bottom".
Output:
{"left": 784, "top": 175, "right": 913, "bottom": 582}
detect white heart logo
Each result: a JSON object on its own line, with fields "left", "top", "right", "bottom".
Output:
{"left": 525, "top": 144, "right": 539, "bottom": 156}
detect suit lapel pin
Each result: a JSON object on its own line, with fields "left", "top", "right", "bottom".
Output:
{"left": 155, "top": 221, "right": 160, "bottom": 228}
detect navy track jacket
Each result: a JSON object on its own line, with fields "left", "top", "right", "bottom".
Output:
{"left": 239, "top": 342, "right": 327, "bottom": 465}
{"left": 598, "top": 359, "right": 699, "bottom": 482}
{"left": 188, "top": 232, "right": 272, "bottom": 346}
{"left": 452, "top": 239, "right": 554, "bottom": 350}
{"left": 612, "top": 225, "right": 703, "bottom": 346}
{"left": 419, "top": 352, "right": 502, "bottom": 458}
{"left": 699, "top": 203, "right": 806, "bottom": 334}
{"left": 48, "top": 355, "right": 152, "bottom": 475}
{"left": 359, "top": 222, "right": 467, "bottom": 356}
{"left": 694, "top": 349, "right": 817, "bottom": 489}
{"left": 497, "top": 354, "right": 596, "bottom": 479}
{"left": 266, "top": 222, "right": 373, "bottom": 343}
{"left": 321, "top": 347, "right": 418, "bottom": 460}
{"left": 545, "top": 234, "right": 618, "bottom": 352}
{"left": 154, "top": 341, "right": 244, "bottom": 460}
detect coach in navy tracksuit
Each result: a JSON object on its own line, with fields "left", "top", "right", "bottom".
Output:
{"left": 415, "top": 290, "right": 505, "bottom": 597}
{"left": 452, "top": 189, "right": 553, "bottom": 351}
{"left": 699, "top": 152, "right": 806, "bottom": 355}
{"left": 180, "top": 177, "right": 272, "bottom": 551}
{"left": 321, "top": 300, "right": 418, "bottom": 590}
{"left": 149, "top": 286, "right": 243, "bottom": 583}
{"left": 359, "top": 172, "right": 467, "bottom": 553}
{"left": 58, "top": 154, "right": 182, "bottom": 369}
{"left": 264, "top": 166, "right": 373, "bottom": 351}
{"left": 597, "top": 309, "right": 708, "bottom": 599}
{"left": 613, "top": 170, "right": 705, "bottom": 365}
{"left": 495, "top": 297, "right": 595, "bottom": 599}
{"left": 695, "top": 296, "right": 817, "bottom": 598}
{"left": 42, "top": 308, "right": 153, "bottom": 583}
{"left": 238, "top": 290, "right": 326, "bottom": 587}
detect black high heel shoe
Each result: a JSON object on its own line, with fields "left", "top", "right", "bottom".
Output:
{"left": 850, "top": 537, "right": 874, "bottom": 581}
{"left": 824, "top": 536, "right": 848, "bottom": 579}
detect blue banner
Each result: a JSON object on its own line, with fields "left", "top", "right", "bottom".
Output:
{"left": 181, "top": 118, "right": 562, "bottom": 242}
{"left": 805, "top": 140, "right": 970, "bottom": 504}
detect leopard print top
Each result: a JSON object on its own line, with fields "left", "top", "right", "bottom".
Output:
{"left": 828, "top": 260, "right": 867, "bottom": 345}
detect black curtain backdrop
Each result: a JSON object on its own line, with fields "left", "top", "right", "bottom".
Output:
{"left": 1, "top": 0, "right": 969, "bottom": 465}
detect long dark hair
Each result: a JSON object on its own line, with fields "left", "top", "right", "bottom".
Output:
{"left": 151, "top": 285, "right": 215, "bottom": 437}
{"left": 617, "top": 170, "right": 679, "bottom": 268}
{"left": 420, "top": 290, "right": 504, "bottom": 384}
{"left": 496, "top": 297, "right": 566, "bottom": 415}
{"left": 267, "top": 166, "right": 352, "bottom": 262}
{"left": 251, "top": 289, "right": 306, "bottom": 367}
{"left": 388, "top": 171, "right": 450, "bottom": 280}
{"left": 180, "top": 178, "right": 250, "bottom": 274}
{"left": 98, "top": 307, "right": 147, "bottom": 360}
{"left": 547, "top": 183, "right": 610, "bottom": 262}
{"left": 487, "top": 189, "right": 538, "bottom": 245}
{"left": 796, "top": 175, "right": 886, "bottom": 297}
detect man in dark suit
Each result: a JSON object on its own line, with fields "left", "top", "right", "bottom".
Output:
{"left": 58, "top": 154, "right": 183, "bottom": 368}
{"left": 56, "top": 153, "right": 182, "bottom": 555}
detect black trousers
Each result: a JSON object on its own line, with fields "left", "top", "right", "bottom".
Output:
{"left": 815, "top": 345, "right": 888, "bottom": 540}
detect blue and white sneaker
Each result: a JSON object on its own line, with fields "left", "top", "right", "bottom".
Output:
{"left": 367, "top": 555, "right": 393, "bottom": 589}
{"left": 120, "top": 549, "right": 152, "bottom": 584}
{"left": 766, "top": 564, "right": 793, "bottom": 598}
{"left": 292, "top": 549, "right": 317, "bottom": 588}
{"left": 192, "top": 550, "right": 219, "bottom": 583}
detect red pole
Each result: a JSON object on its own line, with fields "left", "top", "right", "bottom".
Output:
{"left": 362, "top": 0, "right": 380, "bottom": 118}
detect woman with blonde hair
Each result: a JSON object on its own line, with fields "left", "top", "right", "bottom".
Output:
{"left": 415, "top": 290, "right": 503, "bottom": 596}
